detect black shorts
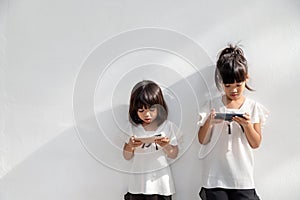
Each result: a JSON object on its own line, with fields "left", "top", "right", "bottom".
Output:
{"left": 199, "top": 187, "right": 260, "bottom": 200}
{"left": 124, "top": 192, "right": 172, "bottom": 200}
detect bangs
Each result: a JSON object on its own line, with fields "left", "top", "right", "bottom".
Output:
{"left": 134, "top": 88, "right": 160, "bottom": 109}
{"left": 218, "top": 61, "right": 247, "bottom": 84}
{"left": 215, "top": 44, "right": 254, "bottom": 91}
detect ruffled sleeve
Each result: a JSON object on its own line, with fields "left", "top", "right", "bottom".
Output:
{"left": 197, "top": 101, "right": 212, "bottom": 126}
{"left": 197, "top": 100, "right": 222, "bottom": 159}
{"left": 167, "top": 121, "right": 180, "bottom": 146}
{"left": 123, "top": 122, "right": 134, "bottom": 143}
{"left": 251, "top": 101, "right": 269, "bottom": 127}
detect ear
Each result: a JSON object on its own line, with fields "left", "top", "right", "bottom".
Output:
{"left": 246, "top": 74, "right": 250, "bottom": 82}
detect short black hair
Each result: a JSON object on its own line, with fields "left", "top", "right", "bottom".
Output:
{"left": 129, "top": 80, "right": 168, "bottom": 126}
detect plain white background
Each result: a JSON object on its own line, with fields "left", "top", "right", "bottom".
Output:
{"left": 1, "top": 0, "right": 300, "bottom": 199}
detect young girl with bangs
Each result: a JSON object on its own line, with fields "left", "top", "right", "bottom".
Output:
{"left": 123, "top": 80, "right": 180, "bottom": 200}
{"left": 197, "top": 45, "right": 269, "bottom": 200}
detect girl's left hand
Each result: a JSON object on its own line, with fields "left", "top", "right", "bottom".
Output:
{"left": 232, "top": 112, "right": 251, "bottom": 127}
{"left": 154, "top": 137, "right": 170, "bottom": 148}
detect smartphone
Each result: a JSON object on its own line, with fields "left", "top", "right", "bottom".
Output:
{"left": 136, "top": 134, "right": 164, "bottom": 143}
{"left": 214, "top": 113, "right": 245, "bottom": 121}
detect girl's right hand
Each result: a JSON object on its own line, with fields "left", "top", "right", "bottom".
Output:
{"left": 209, "top": 109, "right": 223, "bottom": 124}
{"left": 128, "top": 136, "right": 143, "bottom": 148}
{"left": 123, "top": 136, "right": 143, "bottom": 160}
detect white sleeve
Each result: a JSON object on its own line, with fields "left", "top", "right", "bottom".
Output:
{"left": 197, "top": 100, "right": 222, "bottom": 159}
{"left": 167, "top": 121, "right": 180, "bottom": 146}
{"left": 123, "top": 122, "right": 133, "bottom": 143}
{"left": 251, "top": 102, "right": 269, "bottom": 127}
{"left": 197, "top": 101, "right": 211, "bottom": 126}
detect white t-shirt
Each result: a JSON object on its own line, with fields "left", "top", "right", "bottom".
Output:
{"left": 125, "top": 120, "right": 179, "bottom": 195}
{"left": 198, "top": 97, "right": 269, "bottom": 189}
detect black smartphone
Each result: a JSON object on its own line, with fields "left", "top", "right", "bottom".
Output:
{"left": 214, "top": 113, "right": 245, "bottom": 121}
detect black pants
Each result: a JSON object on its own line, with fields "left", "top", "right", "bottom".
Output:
{"left": 124, "top": 192, "right": 172, "bottom": 200}
{"left": 199, "top": 187, "right": 260, "bottom": 200}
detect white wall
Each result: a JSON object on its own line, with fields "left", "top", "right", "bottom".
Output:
{"left": 1, "top": 0, "right": 300, "bottom": 199}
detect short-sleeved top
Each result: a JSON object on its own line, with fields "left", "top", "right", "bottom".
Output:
{"left": 198, "top": 97, "right": 269, "bottom": 189}
{"left": 125, "top": 120, "right": 179, "bottom": 195}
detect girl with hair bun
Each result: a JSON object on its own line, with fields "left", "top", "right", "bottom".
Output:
{"left": 197, "top": 44, "right": 269, "bottom": 200}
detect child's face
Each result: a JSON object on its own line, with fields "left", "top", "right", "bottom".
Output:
{"left": 137, "top": 106, "right": 158, "bottom": 125}
{"left": 223, "top": 81, "right": 246, "bottom": 101}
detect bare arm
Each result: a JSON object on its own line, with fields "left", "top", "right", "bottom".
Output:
{"left": 233, "top": 113, "right": 262, "bottom": 149}
{"left": 198, "top": 117, "right": 213, "bottom": 144}
{"left": 155, "top": 137, "right": 179, "bottom": 159}
{"left": 244, "top": 123, "right": 262, "bottom": 149}
{"left": 163, "top": 144, "right": 178, "bottom": 159}
{"left": 123, "top": 136, "right": 142, "bottom": 160}
{"left": 198, "top": 110, "right": 222, "bottom": 144}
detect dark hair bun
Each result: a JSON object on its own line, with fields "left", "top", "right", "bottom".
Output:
{"left": 219, "top": 44, "right": 244, "bottom": 59}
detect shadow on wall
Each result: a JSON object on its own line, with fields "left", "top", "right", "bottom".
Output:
{"left": 76, "top": 65, "right": 218, "bottom": 176}
{"left": 0, "top": 66, "right": 218, "bottom": 200}
{"left": 0, "top": 126, "right": 130, "bottom": 200}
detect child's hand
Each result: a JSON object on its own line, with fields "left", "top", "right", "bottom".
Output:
{"left": 154, "top": 137, "right": 170, "bottom": 148}
{"left": 233, "top": 112, "right": 251, "bottom": 126}
{"left": 210, "top": 109, "right": 223, "bottom": 124}
{"left": 128, "top": 136, "right": 143, "bottom": 148}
